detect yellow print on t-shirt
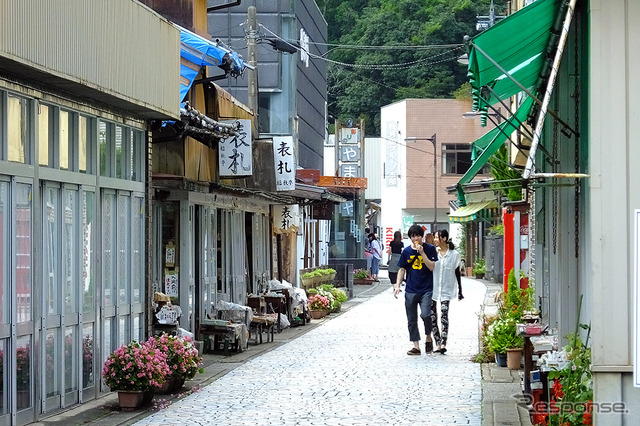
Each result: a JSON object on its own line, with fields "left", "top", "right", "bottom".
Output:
{"left": 408, "top": 255, "right": 423, "bottom": 270}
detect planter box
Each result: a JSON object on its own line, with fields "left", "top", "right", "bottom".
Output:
{"left": 354, "top": 278, "right": 374, "bottom": 285}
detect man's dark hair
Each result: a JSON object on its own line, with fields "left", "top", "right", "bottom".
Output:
{"left": 407, "top": 224, "right": 424, "bottom": 237}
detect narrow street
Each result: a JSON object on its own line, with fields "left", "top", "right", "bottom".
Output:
{"left": 134, "top": 277, "right": 485, "bottom": 425}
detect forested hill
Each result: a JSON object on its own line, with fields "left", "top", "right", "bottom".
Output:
{"left": 316, "top": 0, "right": 507, "bottom": 135}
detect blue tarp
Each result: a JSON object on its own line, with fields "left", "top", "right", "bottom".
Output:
{"left": 177, "top": 25, "right": 245, "bottom": 101}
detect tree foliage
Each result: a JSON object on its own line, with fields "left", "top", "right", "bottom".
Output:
{"left": 318, "top": 0, "right": 507, "bottom": 134}
{"left": 488, "top": 145, "right": 523, "bottom": 202}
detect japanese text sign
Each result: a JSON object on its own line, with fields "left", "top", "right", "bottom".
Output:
{"left": 219, "top": 119, "right": 253, "bottom": 177}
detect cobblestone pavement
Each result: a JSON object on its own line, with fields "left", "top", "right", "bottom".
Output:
{"left": 134, "top": 278, "right": 485, "bottom": 425}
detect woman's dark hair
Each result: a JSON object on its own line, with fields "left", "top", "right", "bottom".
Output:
{"left": 368, "top": 233, "right": 377, "bottom": 240}
{"left": 436, "top": 229, "right": 455, "bottom": 250}
{"left": 393, "top": 230, "right": 402, "bottom": 241}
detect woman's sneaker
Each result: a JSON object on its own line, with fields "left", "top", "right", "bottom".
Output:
{"left": 407, "top": 347, "right": 421, "bottom": 355}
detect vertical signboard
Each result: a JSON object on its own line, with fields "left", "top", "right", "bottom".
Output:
{"left": 385, "top": 121, "right": 399, "bottom": 187}
{"left": 219, "top": 119, "right": 252, "bottom": 177}
{"left": 337, "top": 127, "right": 361, "bottom": 178}
{"left": 273, "top": 136, "right": 295, "bottom": 191}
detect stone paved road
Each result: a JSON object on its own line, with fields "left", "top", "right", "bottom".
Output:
{"left": 135, "top": 278, "right": 485, "bottom": 425}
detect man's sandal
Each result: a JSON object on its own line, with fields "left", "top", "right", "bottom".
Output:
{"left": 407, "top": 347, "right": 421, "bottom": 355}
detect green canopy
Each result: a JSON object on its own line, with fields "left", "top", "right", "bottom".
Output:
{"left": 467, "top": 0, "right": 562, "bottom": 123}
{"left": 456, "top": 96, "right": 534, "bottom": 205}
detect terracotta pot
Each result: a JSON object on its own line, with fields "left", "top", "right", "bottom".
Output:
{"left": 506, "top": 348, "right": 522, "bottom": 370}
{"left": 117, "top": 390, "right": 154, "bottom": 410}
{"left": 465, "top": 266, "right": 473, "bottom": 277}
{"left": 309, "top": 310, "right": 327, "bottom": 320}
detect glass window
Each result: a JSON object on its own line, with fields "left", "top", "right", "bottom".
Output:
{"left": 0, "top": 181, "right": 8, "bottom": 325}
{"left": 117, "top": 194, "right": 130, "bottom": 305}
{"left": 79, "top": 115, "right": 89, "bottom": 173}
{"left": 44, "top": 186, "right": 60, "bottom": 315}
{"left": 16, "top": 336, "right": 31, "bottom": 409}
{"left": 442, "top": 144, "right": 490, "bottom": 175}
{"left": 132, "top": 130, "right": 144, "bottom": 182}
{"left": 82, "top": 324, "right": 94, "bottom": 388}
{"left": 7, "top": 94, "right": 30, "bottom": 164}
{"left": 102, "top": 191, "right": 115, "bottom": 307}
{"left": 45, "top": 330, "right": 59, "bottom": 398}
{"left": 99, "top": 121, "right": 110, "bottom": 177}
{"left": 64, "top": 327, "right": 77, "bottom": 393}
{"left": 82, "top": 191, "right": 95, "bottom": 312}
{"left": 59, "top": 110, "right": 70, "bottom": 170}
{"left": 0, "top": 339, "right": 7, "bottom": 415}
{"left": 132, "top": 196, "right": 143, "bottom": 304}
{"left": 16, "top": 183, "right": 32, "bottom": 323}
{"left": 115, "top": 126, "right": 124, "bottom": 179}
{"left": 63, "top": 188, "right": 78, "bottom": 313}
{"left": 39, "top": 104, "right": 52, "bottom": 166}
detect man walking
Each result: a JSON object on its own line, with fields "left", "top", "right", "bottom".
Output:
{"left": 393, "top": 224, "right": 438, "bottom": 355}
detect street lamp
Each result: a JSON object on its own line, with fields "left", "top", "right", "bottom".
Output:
{"left": 405, "top": 134, "right": 438, "bottom": 232}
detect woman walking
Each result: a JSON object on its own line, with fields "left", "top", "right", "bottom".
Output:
{"left": 368, "top": 233, "right": 382, "bottom": 282}
{"left": 387, "top": 230, "right": 404, "bottom": 285}
{"left": 431, "top": 229, "right": 464, "bottom": 354}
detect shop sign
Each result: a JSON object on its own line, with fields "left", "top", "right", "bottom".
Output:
{"left": 273, "top": 204, "right": 300, "bottom": 233}
{"left": 273, "top": 136, "right": 295, "bottom": 191}
{"left": 219, "top": 119, "right": 252, "bottom": 177}
{"left": 313, "top": 203, "right": 333, "bottom": 220}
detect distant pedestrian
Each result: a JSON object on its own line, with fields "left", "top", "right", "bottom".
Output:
{"left": 387, "top": 230, "right": 404, "bottom": 285}
{"left": 393, "top": 224, "right": 438, "bottom": 355}
{"left": 364, "top": 227, "right": 373, "bottom": 275}
{"left": 368, "top": 233, "right": 382, "bottom": 282}
{"left": 424, "top": 233, "right": 434, "bottom": 245}
{"left": 431, "top": 229, "right": 464, "bottom": 354}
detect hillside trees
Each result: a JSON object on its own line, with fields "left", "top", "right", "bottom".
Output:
{"left": 318, "top": 0, "right": 507, "bottom": 134}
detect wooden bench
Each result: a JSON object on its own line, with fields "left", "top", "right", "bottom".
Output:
{"left": 249, "top": 314, "right": 277, "bottom": 345}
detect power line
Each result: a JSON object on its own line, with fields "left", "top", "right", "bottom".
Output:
{"left": 259, "top": 23, "right": 464, "bottom": 71}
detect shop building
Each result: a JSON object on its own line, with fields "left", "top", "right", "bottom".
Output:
{"left": 0, "top": 1, "right": 178, "bottom": 423}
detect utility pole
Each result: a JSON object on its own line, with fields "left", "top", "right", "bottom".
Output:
{"left": 247, "top": 6, "right": 258, "bottom": 119}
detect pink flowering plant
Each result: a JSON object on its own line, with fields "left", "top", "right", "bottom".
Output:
{"left": 102, "top": 340, "right": 170, "bottom": 391}
{"left": 308, "top": 293, "right": 330, "bottom": 311}
{"left": 148, "top": 334, "right": 203, "bottom": 381}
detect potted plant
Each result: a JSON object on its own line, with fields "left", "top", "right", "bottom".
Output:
{"left": 473, "top": 258, "right": 486, "bottom": 279}
{"left": 353, "top": 268, "right": 372, "bottom": 285}
{"left": 301, "top": 271, "right": 315, "bottom": 289}
{"left": 308, "top": 293, "right": 331, "bottom": 319}
{"left": 147, "top": 334, "right": 203, "bottom": 394}
{"left": 102, "top": 340, "right": 170, "bottom": 409}
{"left": 484, "top": 317, "right": 523, "bottom": 367}
{"left": 317, "top": 284, "right": 347, "bottom": 312}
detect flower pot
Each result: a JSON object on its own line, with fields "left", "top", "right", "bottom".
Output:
{"left": 475, "top": 272, "right": 485, "bottom": 279}
{"left": 506, "top": 348, "right": 522, "bottom": 370}
{"left": 309, "top": 310, "right": 327, "bottom": 320}
{"left": 117, "top": 390, "right": 154, "bottom": 410}
{"left": 170, "top": 377, "right": 186, "bottom": 392}
{"left": 465, "top": 266, "right": 473, "bottom": 277}
{"left": 354, "top": 278, "right": 374, "bottom": 285}
{"left": 495, "top": 352, "right": 508, "bottom": 367}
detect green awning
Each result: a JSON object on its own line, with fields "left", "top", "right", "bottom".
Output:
{"left": 456, "top": 96, "right": 534, "bottom": 205}
{"left": 449, "top": 200, "right": 499, "bottom": 223}
{"left": 467, "top": 0, "right": 562, "bottom": 122}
